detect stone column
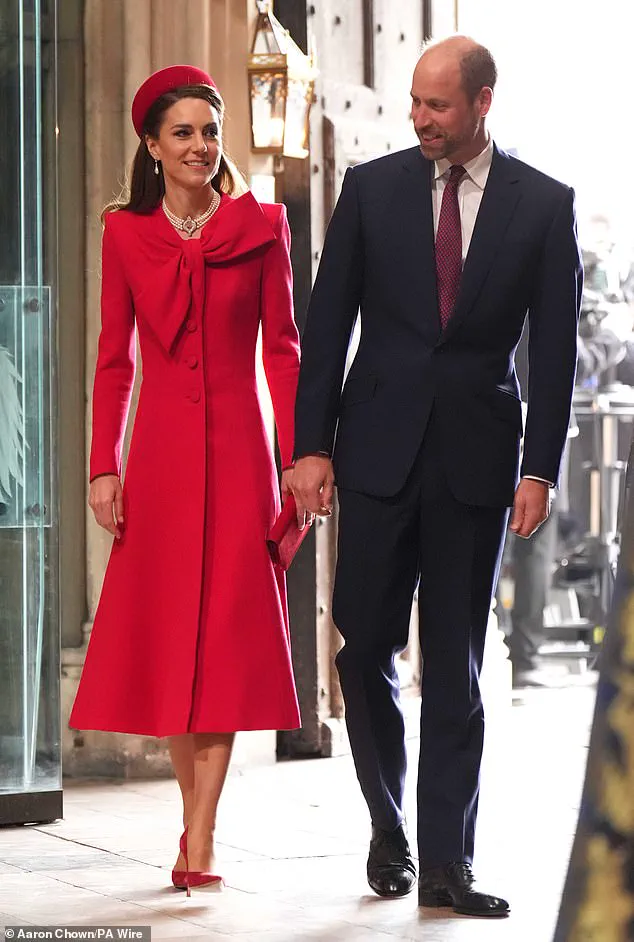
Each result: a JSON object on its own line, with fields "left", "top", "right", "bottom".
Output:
{"left": 84, "top": 0, "right": 127, "bottom": 621}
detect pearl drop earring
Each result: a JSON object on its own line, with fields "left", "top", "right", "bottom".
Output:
{"left": 154, "top": 159, "right": 160, "bottom": 176}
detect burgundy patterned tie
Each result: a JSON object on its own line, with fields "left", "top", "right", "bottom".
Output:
{"left": 435, "top": 164, "right": 466, "bottom": 329}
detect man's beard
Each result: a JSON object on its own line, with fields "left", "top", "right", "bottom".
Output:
{"left": 417, "top": 131, "right": 452, "bottom": 159}
{"left": 416, "top": 116, "right": 481, "bottom": 160}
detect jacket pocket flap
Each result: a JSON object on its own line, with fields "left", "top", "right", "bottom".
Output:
{"left": 490, "top": 387, "right": 523, "bottom": 428}
{"left": 341, "top": 374, "right": 378, "bottom": 407}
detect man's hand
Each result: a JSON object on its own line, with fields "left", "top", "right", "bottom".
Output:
{"left": 509, "top": 478, "right": 551, "bottom": 539}
{"left": 280, "top": 468, "right": 294, "bottom": 502}
{"left": 89, "top": 474, "right": 124, "bottom": 539}
{"left": 290, "top": 456, "right": 335, "bottom": 527}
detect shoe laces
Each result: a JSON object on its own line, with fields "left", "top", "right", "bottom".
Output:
{"left": 373, "top": 826, "right": 409, "bottom": 854}
{"left": 449, "top": 862, "right": 475, "bottom": 886}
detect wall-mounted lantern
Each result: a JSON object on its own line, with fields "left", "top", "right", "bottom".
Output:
{"left": 248, "top": 0, "right": 317, "bottom": 158}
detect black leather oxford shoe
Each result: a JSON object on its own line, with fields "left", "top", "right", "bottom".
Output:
{"left": 367, "top": 824, "right": 417, "bottom": 898}
{"left": 418, "top": 862, "right": 510, "bottom": 917}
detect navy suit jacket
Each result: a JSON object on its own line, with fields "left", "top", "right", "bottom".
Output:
{"left": 294, "top": 144, "right": 582, "bottom": 507}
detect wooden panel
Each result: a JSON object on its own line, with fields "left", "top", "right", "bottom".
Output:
{"left": 275, "top": 0, "right": 334, "bottom": 758}
{"left": 309, "top": 0, "right": 424, "bottom": 266}
{"left": 374, "top": 0, "right": 424, "bottom": 111}
{"left": 315, "top": 0, "right": 364, "bottom": 87}
{"left": 423, "top": 0, "right": 433, "bottom": 40}
{"left": 362, "top": 0, "right": 375, "bottom": 89}
{"left": 322, "top": 114, "right": 336, "bottom": 222}
{"left": 273, "top": 0, "right": 430, "bottom": 754}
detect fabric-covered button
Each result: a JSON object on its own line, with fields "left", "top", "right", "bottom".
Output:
{"left": 187, "top": 389, "right": 201, "bottom": 403}
{"left": 186, "top": 355, "right": 198, "bottom": 369}
{"left": 185, "top": 319, "right": 197, "bottom": 333}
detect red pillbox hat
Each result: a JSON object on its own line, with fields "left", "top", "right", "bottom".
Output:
{"left": 131, "top": 65, "right": 217, "bottom": 137}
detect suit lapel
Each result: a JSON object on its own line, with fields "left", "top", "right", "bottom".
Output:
{"left": 390, "top": 148, "right": 440, "bottom": 344}
{"left": 439, "top": 145, "right": 522, "bottom": 345}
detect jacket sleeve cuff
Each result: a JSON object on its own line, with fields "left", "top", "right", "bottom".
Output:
{"left": 293, "top": 450, "right": 332, "bottom": 462}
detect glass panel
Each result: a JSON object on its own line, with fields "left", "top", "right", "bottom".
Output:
{"left": 250, "top": 72, "right": 286, "bottom": 150}
{"left": 283, "top": 79, "right": 311, "bottom": 158}
{"left": 0, "top": 0, "right": 60, "bottom": 806}
{"left": 253, "top": 20, "right": 280, "bottom": 56}
{"left": 0, "top": 288, "right": 52, "bottom": 530}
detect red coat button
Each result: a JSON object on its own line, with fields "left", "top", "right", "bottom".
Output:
{"left": 185, "top": 320, "right": 197, "bottom": 333}
{"left": 186, "top": 355, "right": 198, "bottom": 369}
{"left": 187, "top": 389, "right": 201, "bottom": 403}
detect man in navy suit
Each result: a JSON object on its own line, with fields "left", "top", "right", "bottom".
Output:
{"left": 291, "top": 36, "right": 581, "bottom": 917}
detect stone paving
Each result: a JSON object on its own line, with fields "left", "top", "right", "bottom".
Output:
{"left": 0, "top": 685, "right": 594, "bottom": 941}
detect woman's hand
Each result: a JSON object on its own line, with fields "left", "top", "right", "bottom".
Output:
{"left": 282, "top": 466, "right": 315, "bottom": 530}
{"left": 89, "top": 474, "right": 124, "bottom": 539}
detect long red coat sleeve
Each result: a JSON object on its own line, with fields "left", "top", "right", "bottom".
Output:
{"left": 89, "top": 214, "right": 136, "bottom": 480}
{"left": 260, "top": 204, "right": 300, "bottom": 470}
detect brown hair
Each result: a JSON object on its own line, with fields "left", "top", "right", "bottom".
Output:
{"left": 421, "top": 37, "right": 498, "bottom": 103}
{"left": 104, "top": 83, "right": 248, "bottom": 216}
{"left": 459, "top": 45, "right": 497, "bottom": 102}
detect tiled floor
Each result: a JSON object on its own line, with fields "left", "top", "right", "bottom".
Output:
{"left": 0, "top": 684, "right": 594, "bottom": 941}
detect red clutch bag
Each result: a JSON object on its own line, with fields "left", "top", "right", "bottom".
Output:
{"left": 267, "top": 494, "right": 313, "bottom": 571}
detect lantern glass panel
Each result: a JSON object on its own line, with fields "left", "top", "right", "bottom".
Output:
{"left": 250, "top": 72, "right": 286, "bottom": 150}
{"left": 253, "top": 21, "right": 279, "bottom": 55}
{"left": 283, "top": 78, "right": 311, "bottom": 158}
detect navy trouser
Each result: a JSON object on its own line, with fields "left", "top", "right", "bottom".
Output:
{"left": 333, "top": 415, "right": 508, "bottom": 866}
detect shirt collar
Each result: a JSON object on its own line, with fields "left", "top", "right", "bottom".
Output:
{"left": 434, "top": 136, "right": 494, "bottom": 190}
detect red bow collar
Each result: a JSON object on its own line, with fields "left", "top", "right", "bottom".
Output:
{"left": 131, "top": 192, "right": 277, "bottom": 352}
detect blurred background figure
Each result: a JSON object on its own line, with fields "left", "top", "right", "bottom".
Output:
{"left": 502, "top": 224, "right": 634, "bottom": 688}
{"left": 553, "top": 429, "right": 634, "bottom": 942}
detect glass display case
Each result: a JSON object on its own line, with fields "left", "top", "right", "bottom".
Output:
{"left": 0, "top": 0, "right": 61, "bottom": 825}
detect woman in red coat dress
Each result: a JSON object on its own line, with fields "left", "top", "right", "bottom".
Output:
{"left": 70, "top": 66, "right": 301, "bottom": 894}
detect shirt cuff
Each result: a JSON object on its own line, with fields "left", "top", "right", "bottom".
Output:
{"left": 522, "top": 475, "right": 554, "bottom": 487}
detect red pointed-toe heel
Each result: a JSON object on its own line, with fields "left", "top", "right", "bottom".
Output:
{"left": 180, "top": 827, "right": 223, "bottom": 898}
{"left": 171, "top": 829, "right": 188, "bottom": 890}
{"left": 172, "top": 869, "right": 188, "bottom": 890}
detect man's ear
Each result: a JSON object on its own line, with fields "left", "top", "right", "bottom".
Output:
{"left": 479, "top": 87, "right": 493, "bottom": 118}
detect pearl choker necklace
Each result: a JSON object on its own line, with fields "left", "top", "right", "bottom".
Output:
{"left": 162, "top": 191, "right": 221, "bottom": 237}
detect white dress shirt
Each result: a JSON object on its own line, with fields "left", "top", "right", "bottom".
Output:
{"left": 432, "top": 137, "right": 552, "bottom": 488}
